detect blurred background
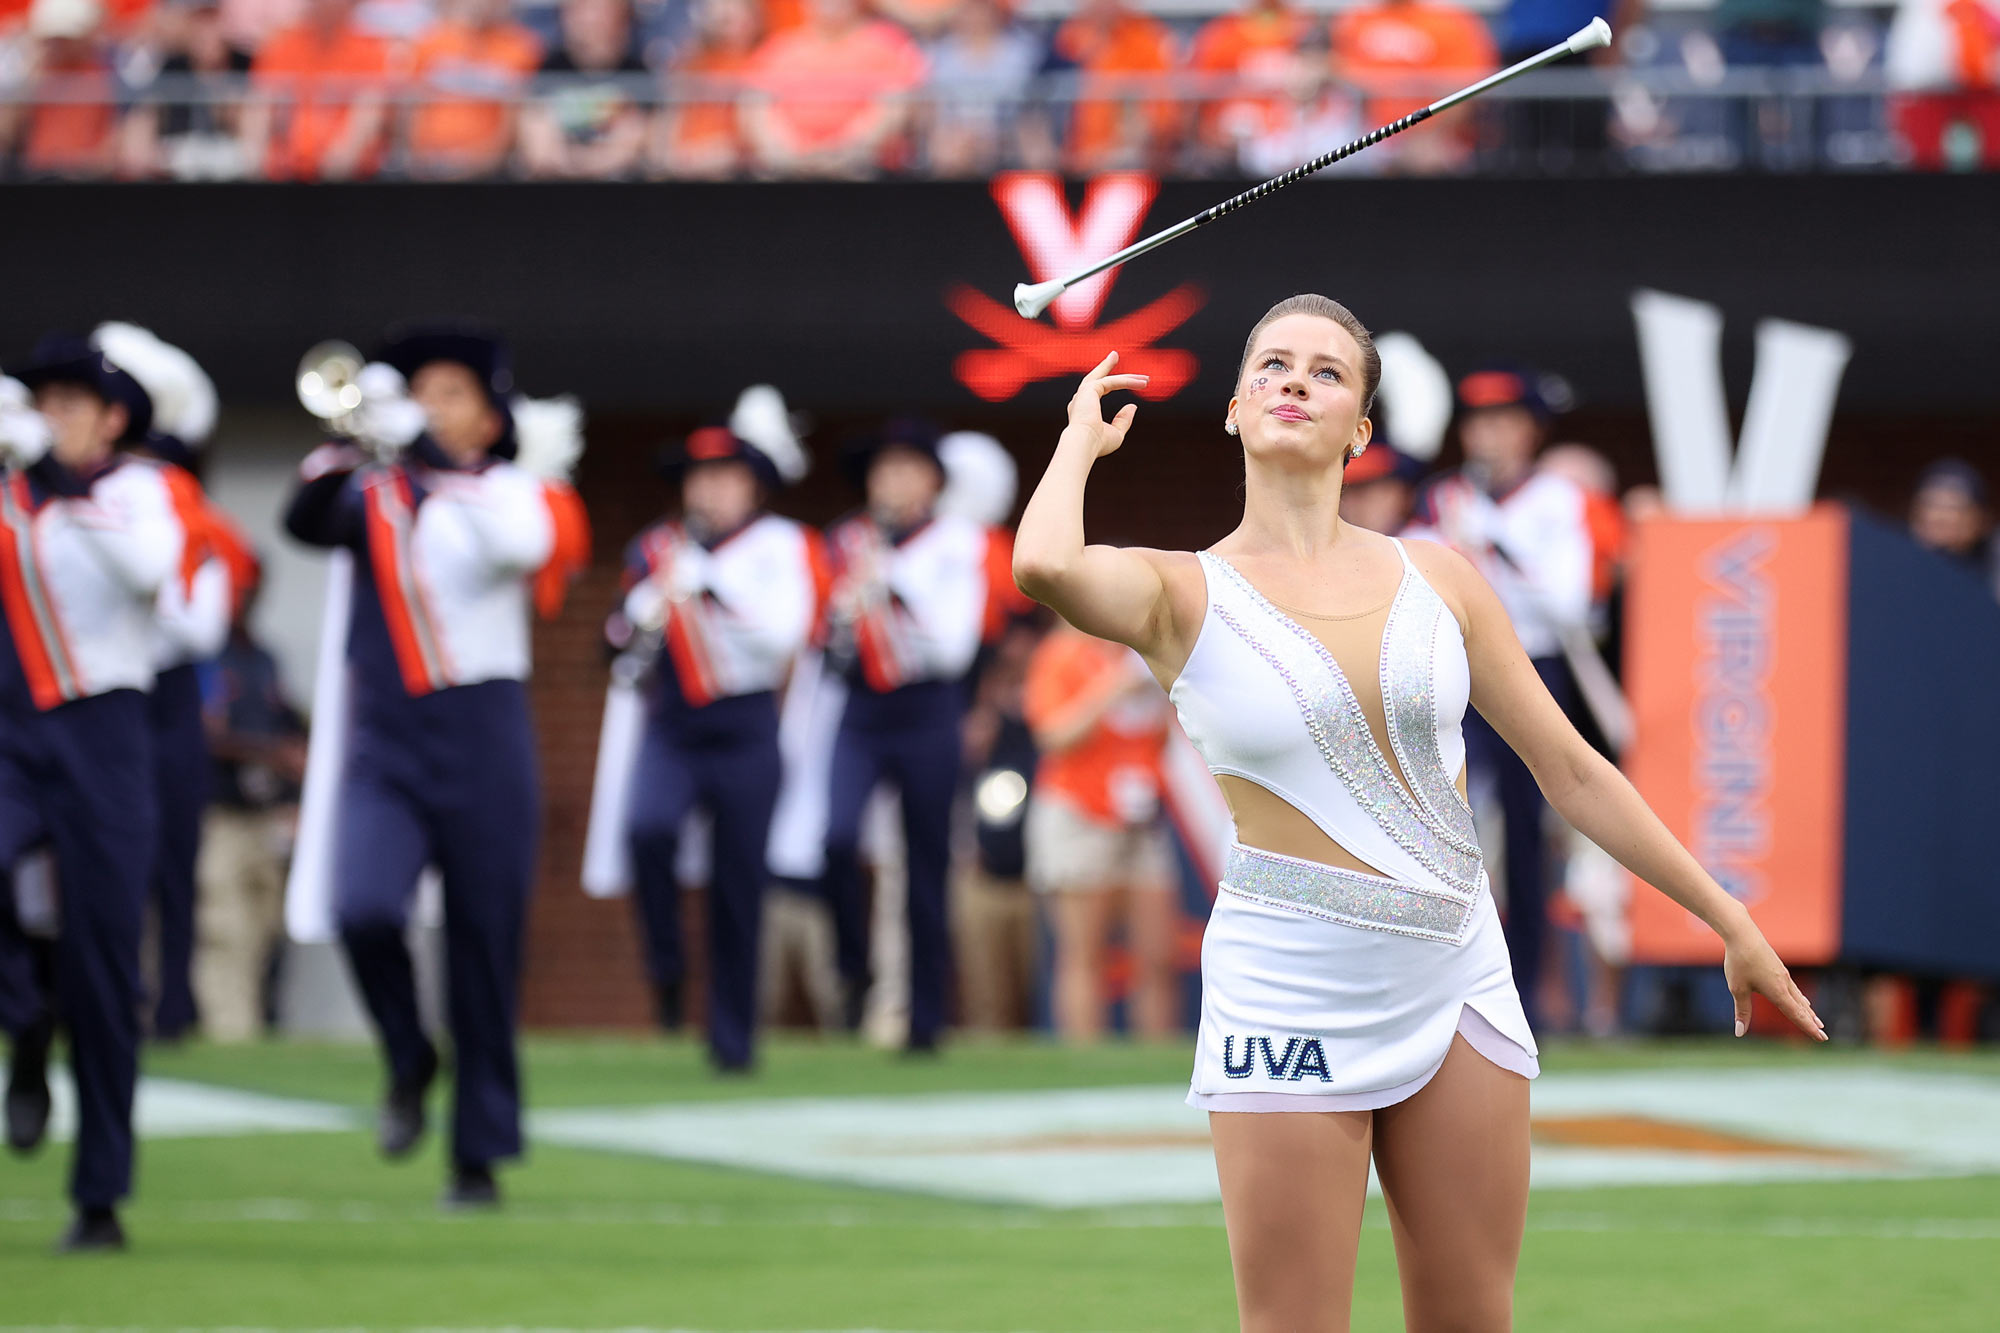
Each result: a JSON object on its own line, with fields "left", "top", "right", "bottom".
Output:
{"left": 2, "top": 0, "right": 1999, "bottom": 1326}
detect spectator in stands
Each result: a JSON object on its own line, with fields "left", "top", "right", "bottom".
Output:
{"left": 194, "top": 576, "right": 305, "bottom": 1043}
{"left": 1023, "top": 622, "right": 1178, "bottom": 1042}
{"left": 519, "top": 0, "right": 648, "bottom": 179}
{"left": 1044, "top": 0, "right": 1180, "bottom": 174}
{"left": 1187, "top": 0, "right": 1307, "bottom": 169}
{"left": 953, "top": 619, "right": 1040, "bottom": 1031}
{"left": 1, "top": 0, "right": 119, "bottom": 178}
{"left": 406, "top": 0, "right": 540, "bottom": 178}
{"left": 120, "top": 0, "right": 257, "bottom": 179}
{"left": 1713, "top": 0, "right": 1828, "bottom": 167}
{"left": 923, "top": 0, "right": 1039, "bottom": 177}
{"left": 1887, "top": 0, "right": 2000, "bottom": 170}
{"left": 743, "top": 0, "right": 926, "bottom": 177}
{"left": 651, "top": 0, "right": 757, "bottom": 178}
{"left": 218, "top": 0, "right": 302, "bottom": 52}
{"left": 875, "top": 0, "right": 958, "bottom": 41}
{"left": 1907, "top": 458, "right": 1996, "bottom": 590}
{"left": 1331, "top": 0, "right": 1496, "bottom": 172}
{"left": 244, "top": 0, "right": 396, "bottom": 180}
{"left": 1229, "top": 24, "right": 1363, "bottom": 177}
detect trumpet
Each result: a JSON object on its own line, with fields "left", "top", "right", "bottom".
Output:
{"left": 295, "top": 341, "right": 366, "bottom": 438}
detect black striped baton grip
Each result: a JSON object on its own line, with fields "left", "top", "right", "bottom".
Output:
{"left": 1013, "top": 18, "right": 1612, "bottom": 320}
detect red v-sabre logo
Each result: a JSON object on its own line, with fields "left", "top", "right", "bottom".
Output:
{"left": 949, "top": 172, "right": 1204, "bottom": 402}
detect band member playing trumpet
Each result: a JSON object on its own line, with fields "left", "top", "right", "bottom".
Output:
{"left": 0, "top": 336, "right": 181, "bottom": 1251}
{"left": 606, "top": 418, "right": 819, "bottom": 1071}
{"left": 821, "top": 420, "right": 990, "bottom": 1051}
{"left": 283, "top": 325, "right": 587, "bottom": 1209}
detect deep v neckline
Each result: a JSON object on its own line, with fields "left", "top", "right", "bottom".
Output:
{"left": 1203, "top": 550, "right": 1417, "bottom": 794}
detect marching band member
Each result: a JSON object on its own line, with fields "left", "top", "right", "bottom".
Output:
{"left": 0, "top": 338, "right": 180, "bottom": 1252}
{"left": 821, "top": 420, "right": 990, "bottom": 1052}
{"left": 1410, "top": 366, "right": 1593, "bottom": 1030}
{"left": 92, "top": 322, "right": 256, "bottom": 1042}
{"left": 282, "top": 325, "right": 587, "bottom": 1208}
{"left": 604, "top": 408, "right": 817, "bottom": 1071}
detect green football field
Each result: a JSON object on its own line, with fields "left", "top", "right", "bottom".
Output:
{"left": 2, "top": 1036, "right": 1997, "bottom": 1332}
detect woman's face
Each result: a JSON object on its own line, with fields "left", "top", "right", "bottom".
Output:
{"left": 1226, "top": 313, "right": 1369, "bottom": 474}
{"left": 409, "top": 362, "right": 502, "bottom": 466}
{"left": 34, "top": 383, "right": 125, "bottom": 472}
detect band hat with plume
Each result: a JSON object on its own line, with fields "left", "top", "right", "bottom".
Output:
{"left": 728, "top": 384, "right": 809, "bottom": 484}
{"left": 937, "top": 431, "right": 1018, "bottom": 526}
{"left": 92, "top": 322, "right": 217, "bottom": 448}
{"left": 1372, "top": 331, "right": 1452, "bottom": 462}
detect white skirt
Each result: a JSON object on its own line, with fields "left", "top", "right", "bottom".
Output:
{"left": 1188, "top": 846, "right": 1539, "bottom": 1112}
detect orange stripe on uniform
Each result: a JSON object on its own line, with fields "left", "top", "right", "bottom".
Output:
{"left": 0, "top": 476, "right": 70, "bottom": 710}
{"left": 532, "top": 480, "right": 592, "bottom": 619}
{"left": 362, "top": 474, "right": 446, "bottom": 697}
{"left": 162, "top": 466, "right": 213, "bottom": 597}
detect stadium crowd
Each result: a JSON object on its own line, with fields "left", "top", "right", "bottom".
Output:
{"left": 0, "top": 0, "right": 1996, "bottom": 181}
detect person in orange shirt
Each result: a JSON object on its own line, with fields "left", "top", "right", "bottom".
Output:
{"left": 744, "top": 0, "right": 926, "bottom": 176}
{"left": 652, "top": 0, "right": 760, "bottom": 178}
{"left": 406, "top": 0, "right": 540, "bottom": 179}
{"left": 1331, "top": 0, "right": 1497, "bottom": 171}
{"left": 244, "top": 0, "right": 396, "bottom": 180}
{"left": 4, "top": 0, "right": 119, "bottom": 179}
{"left": 1188, "top": 0, "right": 1307, "bottom": 165}
{"left": 1022, "top": 622, "right": 1179, "bottom": 1041}
{"left": 1047, "top": 0, "right": 1181, "bottom": 174}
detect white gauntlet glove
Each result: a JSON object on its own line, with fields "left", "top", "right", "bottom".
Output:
{"left": 0, "top": 377, "right": 53, "bottom": 471}
{"left": 349, "top": 363, "right": 427, "bottom": 459}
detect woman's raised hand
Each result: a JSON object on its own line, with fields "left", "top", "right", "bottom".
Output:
{"left": 1063, "top": 351, "right": 1150, "bottom": 460}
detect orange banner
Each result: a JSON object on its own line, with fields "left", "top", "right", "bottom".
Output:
{"left": 1622, "top": 506, "right": 1849, "bottom": 964}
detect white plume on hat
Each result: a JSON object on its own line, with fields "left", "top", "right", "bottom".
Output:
{"left": 937, "top": 431, "right": 1018, "bottom": 526}
{"left": 92, "top": 321, "right": 217, "bottom": 446}
{"left": 729, "top": 384, "right": 809, "bottom": 484}
{"left": 512, "top": 394, "right": 585, "bottom": 481}
{"left": 1373, "top": 331, "right": 1452, "bottom": 462}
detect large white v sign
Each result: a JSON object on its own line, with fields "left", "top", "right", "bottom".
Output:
{"left": 1631, "top": 289, "right": 1853, "bottom": 515}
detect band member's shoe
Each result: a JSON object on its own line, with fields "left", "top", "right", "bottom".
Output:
{"left": 441, "top": 1165, "right": 500, "bottom": 1210}
{"left": 377, "top": 1047, "right": 438, "bottom": 1160}
{"left": 56, "top": 1207, "right": 126, "bottom": 1254}
{"left": 5, "top": 1018, "right": 53, "bottom": 1156}
{"left": 654, "top": 981, "right": 684, "bottom": 1034}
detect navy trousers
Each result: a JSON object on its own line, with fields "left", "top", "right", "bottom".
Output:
{"left": 147, "top": 662, "right": 208, "bottom": 1040}
{"left": 626, "top": 691, "right": 781, "bottom": 1069}
{"left": 334, "top": 680, "right": 539, "bottom": 1171}
{"left": 823, "top": 681, "right": 963, "bottom": 1049}
{"left": 1464, "top": 655, "right": 1575, "bottom": 1032}
{"left": 0, "top": 689, "right": 155, "bottom": 1208}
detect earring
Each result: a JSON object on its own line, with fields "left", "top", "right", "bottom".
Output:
{"left": 1224, "top": 421, "right": 1239, "bottom": 436}
{"left": 1349, "top": 441, "right": 1369, "bottom": 460}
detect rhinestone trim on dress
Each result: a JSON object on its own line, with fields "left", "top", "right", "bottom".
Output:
{"left": 1379, "top": 574, "right": 1481, "bottom": 850}
{"left": 1221, "top": 843, "right": 1470, "bottom": 944}
{"left": 1201, "top": 553, "right": 1482, "bottom": 897}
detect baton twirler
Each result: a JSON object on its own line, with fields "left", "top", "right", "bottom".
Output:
{"left": 1012, "top": 18, "right": 1613, "bottom": 320}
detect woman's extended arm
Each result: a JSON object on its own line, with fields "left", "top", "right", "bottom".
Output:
{"left": 1013, "top": 352, "right": 1181, "bottom": 657}
{"left": 1424, "top": 540, "right": 1826, "bottom": 1042}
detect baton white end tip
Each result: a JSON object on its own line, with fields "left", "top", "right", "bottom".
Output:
{"left": 1013, "top": 280, "right": 1065, "bottom": 320}
{"left": 1568, "top": 17, "right": 1612, "bottom": 53}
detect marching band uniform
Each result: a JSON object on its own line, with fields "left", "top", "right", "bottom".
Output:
{"left": 91, "top": 324, "right": 254, "bottom": 1042}
{"left": 282, "top": 328, "right": 586, "bottom": 1205}
{"left": 0, "top": 339, "right": 180, "bottom": 1250}
{"left": 821, "top": 424, "right": 990, "bottom": 1051}
{"left": 1409, "top": 369, "right": 1592, "bottom": 1029}
{"left": 606, "top": 426, "right": 820, "bottom": 1070}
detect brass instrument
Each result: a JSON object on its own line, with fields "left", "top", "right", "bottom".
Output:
{"left": 294, "top": 341, "right": 366, "bottom": 438}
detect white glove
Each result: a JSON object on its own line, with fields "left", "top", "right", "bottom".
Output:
{"left": 349, "top": 362, "right": 426, "bottom": 459}
{"left": 664, "top": 543, "right": 713, "bottom": 603}
{"left": 0, "top": 377, "right": 53, "bottom": 470}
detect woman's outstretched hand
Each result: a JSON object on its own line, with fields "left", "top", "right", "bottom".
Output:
{"left": 1064, "top": 351, "right": 1149, "bottom": 460}
{"left": 1722, "top": 918, "right": 1827, "bottom": 1040}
